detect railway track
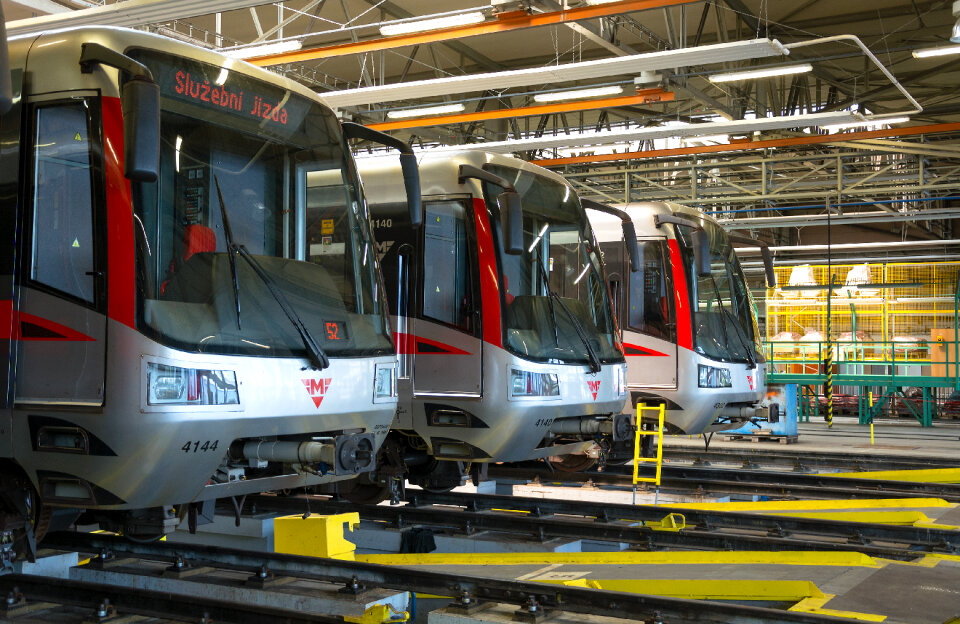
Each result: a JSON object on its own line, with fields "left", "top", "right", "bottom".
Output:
{"left": 247, "top": 492, "right": 960, "bottom": 558}
{"left": 487, "top": 463, "right": 960, "bottom": 502}
{"left": 658, "top": 447, "right": 960, "bottom": 473}
{"left": 40, "top": 532, "right": 848, "bottom": 624}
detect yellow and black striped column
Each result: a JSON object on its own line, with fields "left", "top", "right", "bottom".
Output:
{"left": 824, "top": 341, "right": 833, "bottom": 428}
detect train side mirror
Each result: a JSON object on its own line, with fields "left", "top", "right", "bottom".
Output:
{"left": 761, "top": 246, "right": 776, "bottom": 287}
{"left": 121, "top": 77, "right": 160, "bottom": 182}
{"left": 622, "top": 221, "right": 640, "bottom": 273}
{"left": 399, "top": 153, "right": 422, "bottom": 228}
{"left": 692, "top": 229, "right": 711, "bottom": 277}
{"left": 0, "top": 3, "right": 11, "bottom": 115}
{"left": 498, "top": 191, "right": 523, "bottom": 255}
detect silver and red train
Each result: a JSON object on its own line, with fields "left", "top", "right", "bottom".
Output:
{"left": 351, "top": 152, "right": 633, "bottom": 499}
{"left": 0, "top": 23, "right": 420, "bottom": 563}
{"left": 588, "top": 202, "right": 777, "bottom": 440}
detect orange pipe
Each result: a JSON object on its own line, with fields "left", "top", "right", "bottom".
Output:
{"left": 530, "top": 122, "right": 960, "bottom": 166}
{"left": 367, "top": 90, "right": 674, "bottom": 132}
{"left": 246, "top": 0, "right": 700, "bottom": 65}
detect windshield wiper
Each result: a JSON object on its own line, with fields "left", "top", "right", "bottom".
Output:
{"left": 535, "top": 248, "right": 602, "bottom": 373}
{"left": 214, "top": 176, "right": 330, "bottom": 370}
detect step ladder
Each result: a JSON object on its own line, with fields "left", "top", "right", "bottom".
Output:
{"left": 632, "top": 402, "right": 666, "bottom": 505}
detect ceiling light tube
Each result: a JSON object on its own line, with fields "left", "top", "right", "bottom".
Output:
{"left": 708, "top": 63, "right": 813, "bottom": 83}
{"left": 386, "top": 103, "right": 466, "bottom": 119}
{"left": 223, "top": 40, "right": 302, "bottom": 59}
{"left": 822, "top": 116, "right": 910, "bottom": 132}
{"left": 681, "top": 134, "right": 730, "bottom": 144}
{"left": 912, "top": 44, "right": 960, "bottom": 58}
{"left": 533, "top": 85, "right": 623, "bottom": 103}
{"left": 380, "top": 12, "right": 485, "bottom": 36}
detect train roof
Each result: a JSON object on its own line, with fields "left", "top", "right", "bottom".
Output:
{"left": 357, "top": 151, "right": 574, "bottom": 206}
{"left": 588, "top": 201, "right": 723, "bottom": 243}
{"left": 9, "top": 25, "right": 331, "bottom": 113}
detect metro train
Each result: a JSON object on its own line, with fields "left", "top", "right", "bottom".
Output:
{"left": 0, "top": 23, "right": 420, "bottom": 563}
{"left": 589, "top": 202, "right": 777, "bottom": 442}
{"left": 348, "top": 152, "right": 634, "bottom": 500}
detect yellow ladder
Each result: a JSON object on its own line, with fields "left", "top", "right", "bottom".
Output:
{"left": 632, "top": 402, "right": 666, "bottom": 504}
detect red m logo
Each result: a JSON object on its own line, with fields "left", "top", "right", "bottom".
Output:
{"left": 301, "top": 378, "right": 333, "bottom": 408}
{"left": 587, "top": 380, "right": 601, "bottom": 400}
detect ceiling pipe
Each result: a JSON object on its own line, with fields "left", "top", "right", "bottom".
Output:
{"left": 245, "top": 0, "right": 701, "bottom": 65}
{"left": 734, "top": 239, "right": 960, "bottom": 255}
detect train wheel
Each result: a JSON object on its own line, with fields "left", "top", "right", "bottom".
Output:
{"left": 546, "top": 453, "right": 597, "bottom": 473}
{"left": 339, "top": 481, "right": 390, "bottom": 505}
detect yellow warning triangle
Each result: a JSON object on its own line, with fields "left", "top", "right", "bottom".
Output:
{"left": 74, "top": 132, "right": 82, "bottom": 141}
{"left": 72, "top": 238, "right": 79, "bottom": 248}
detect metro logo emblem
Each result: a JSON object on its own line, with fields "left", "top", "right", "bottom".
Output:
{"left": 586, "top": 380, "right": 601, "bottom": 400}
{"left": 302, "top": 378, "right": 332, "bottom": 408}
{"left": 747, "top": 374, "right": 754, "bottom": 391}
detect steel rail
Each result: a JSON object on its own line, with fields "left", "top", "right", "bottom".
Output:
{"left": 0, "top": 573, "right": 337, "bottom": 624}
{"left": 245, "top": 495, "right": 941, "bottom": 560}
{"left": 390, "top": 491, "right": 960, "bottom": 554}
{"left": 41, "top": 532, "right": 846, "bottom": 624}
{"left": 487, "top": 464, "right": 960, "bottom": 503}
{"left": 659, "top": 448, "right": 960, "bottom": 473}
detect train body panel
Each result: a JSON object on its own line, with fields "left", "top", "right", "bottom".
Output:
{"left": 356, "top": 151, "right": 628, "bottom": 491}
{"left": 591, "top": 202, "right": 769, "bottom": 435}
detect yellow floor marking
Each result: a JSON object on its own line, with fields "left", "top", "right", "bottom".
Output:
{"left": 791, "top": 595, "right": 887, "bottom": 622}
{"left": 356, "top": 551, "right": 879, "bottom": 567}
{"left": 546, "top": 578, "right": 823, "bottom": 602}
{"left": 667, "top": 498, "right": 952, "bottom": 511}
{"left": 821, "top": 467, "right": 960, "bottom": 484}
{"left": 515, "top": 564, "right": 563, "bottom": 580}
{"left": 764, "top": 510, "right": 936, "bottom": 525}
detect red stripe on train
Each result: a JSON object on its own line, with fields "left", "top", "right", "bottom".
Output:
{"left": 623, "top": 342, "right": 668, "bottom": 357}
{"left": 0, "top": 301, "right": 95, "bottom": 341}
{"left": 667, "top": 239, "right": 693, "bottom": 350}
{"left": 472, "top": 197, "right": 502, "bottom": 348}
{"left": 394, "top": 332, "right": 471, "bottom": 355}
{"left": 102, "top": 97, "right": 137, "bottom": 329}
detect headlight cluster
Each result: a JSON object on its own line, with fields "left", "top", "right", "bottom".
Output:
{"left": 510, "top": 369, "right": 560, "bottom": 398}
{"left": 146, "top": 363, "right": 239, "bottom": 406}
{"left": 374, "top": 364, "right": 398, "bottom": 402}
{"left": 698, "top": 364, "right": 732, "bottom": 388}
{"left": 613, "top": 364, "right": 627, "bottom": 396}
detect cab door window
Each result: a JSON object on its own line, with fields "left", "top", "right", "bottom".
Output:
{"left": 629, "top": 240, "right": 676, "bottom": 342}
{"left": 421, "top": 200, "right": 475, "bottom": 333}
{"left": 30, "top": 102, "right": 97, "bottom": 304}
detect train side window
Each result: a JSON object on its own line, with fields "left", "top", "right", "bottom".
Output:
{"left": 628, "top": 240, "right": 676, "bottom": 342}
{"left": 421, "top": 200, "right": 474, "bottom": 332}
{"left": 31, "top": 103, "right": 96, "bottom": 303}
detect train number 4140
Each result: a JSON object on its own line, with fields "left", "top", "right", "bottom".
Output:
{"left": 182, "top": 440, "right": 219, "bottom": 453}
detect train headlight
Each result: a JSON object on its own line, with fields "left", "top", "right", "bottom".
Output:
{"left": 509, "top": 369, "right": 560, "bottom": 399}
{"left": 698, "top": 364, "right": 732, "bottom": 388}
{"left": 613, "top": 364, "right": 627, "bottom": 397}
{"left": 146, "top": 363, "right": 239, "bottom": 406}
{"left": 374, "top": 363, "right": 398, "bottom": 403}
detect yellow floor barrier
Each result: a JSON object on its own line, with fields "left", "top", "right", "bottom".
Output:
{"left": 633, "top": 402, "right": 665, "bottom": 505}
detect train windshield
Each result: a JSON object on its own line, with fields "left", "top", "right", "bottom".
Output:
{"left": 129, "top": 50, "right": 391, "bottom": 358}
{"left": 676, "top": 221, "right": 762, "bottom": 364}
{"left": 483, "top": 166, "right": 622, "bottom": 366}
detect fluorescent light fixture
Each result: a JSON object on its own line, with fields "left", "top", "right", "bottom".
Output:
{"left": 533, "top": 85, "right": 623, "bottom": 103}
{"left": 322, "top": 38, "right": 789, "bottom": 109}
{"left": 223, "top": 40, "right": 302, "bottom": 59}
{"left": 556, "top": 143, "right": 632, "bottom": 157}
{"left": 822, "top": 116, "right": 910, "bottom": 132}
{"left": 386, "top": 103, "right": 465, "bottom": 119}
{"left": 380, "top": 11, "right": 485, "bottom": 36}
{"left": 681, "top": 134, "right": 730, "bottom": 144}
{"left": 418, "top": 111, "right": 859, "bottom": 155}
{"left": 912, "top": 44, "right": 960, "bottom": 58}
{"left": 708, "top": 63, "right": 813, "bottom": 83}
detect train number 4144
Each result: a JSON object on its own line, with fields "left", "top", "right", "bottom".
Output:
{"left": 182, "top": 440, "right": 219, "bottom": 453}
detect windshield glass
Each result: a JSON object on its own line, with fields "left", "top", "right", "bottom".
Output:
{"left": 483, "top": 165, "right": 622, "bottom": 366}
{"left": 676, "top": 221, "right": 762, "bottom": 364}
{"left": 129, "top": 50, "right": 391, "bottom": 358}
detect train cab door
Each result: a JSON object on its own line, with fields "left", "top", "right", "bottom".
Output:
{"left": 412, "top": 198, "right": 482, "bottom": 397}
{"left": 14, "top": 94, "right": 107, "bottom": 406}
{"left": 622, "top": 237, "right": 678, "bottom": 389}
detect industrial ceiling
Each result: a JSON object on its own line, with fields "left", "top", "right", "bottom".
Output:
{"left": 6, "top": 0, "right": 960, "bottom": 269}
